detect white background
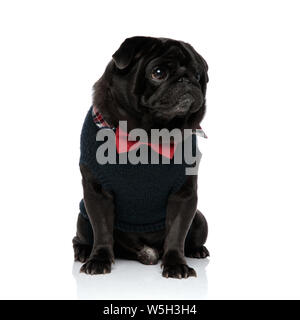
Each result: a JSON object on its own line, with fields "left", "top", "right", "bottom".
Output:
{"left": 0, "top": 0, "right": 299, "bottom": 300}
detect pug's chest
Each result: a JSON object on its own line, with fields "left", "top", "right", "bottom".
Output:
{"left": 103, "top": 160, "right": 186, "bottom": 197}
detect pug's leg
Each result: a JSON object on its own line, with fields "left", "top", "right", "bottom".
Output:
{"left": 73, "top": 213, "right": 93, "bottom": 263}
{"left": 162, "top": 175, "right": 198, "bottom": 279}
{"left": 185, "top": 210, "right": 209, "bottom": 258}
{"left": 79, "top": 164, "right": 115, "bottom": 275}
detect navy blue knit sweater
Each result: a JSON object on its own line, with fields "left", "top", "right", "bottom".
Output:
{"left": 79, "top": 107, "right": 197, "bottom": 232}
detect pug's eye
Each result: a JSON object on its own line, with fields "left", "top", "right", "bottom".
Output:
{"left": 151, "top": 66, "right": 168, "bottom": 81}
{"left": 195, "top": 73, "right": 201, "bottom": 81}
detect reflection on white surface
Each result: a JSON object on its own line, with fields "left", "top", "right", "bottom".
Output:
{"left": 72, "top": 258, "right": 209, "bottom": 300}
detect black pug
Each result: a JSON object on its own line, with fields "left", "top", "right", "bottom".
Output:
{"left": 73, "top": 36, "right": 209, "bottom": 279}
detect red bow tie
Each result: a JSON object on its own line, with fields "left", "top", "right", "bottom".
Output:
{"left": 116, "top": 126, "right": 176, "bottom": 159}
{"left": 92, "top": 106, "right": 206, "bottom": 159}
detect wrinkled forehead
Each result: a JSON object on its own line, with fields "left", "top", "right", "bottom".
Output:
{"left": 147, "top": 38, "right": 198, "bottom": 68}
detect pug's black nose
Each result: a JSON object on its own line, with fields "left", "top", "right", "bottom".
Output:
{"left": 177, "top": 77, "right": 191, "bottom": 83}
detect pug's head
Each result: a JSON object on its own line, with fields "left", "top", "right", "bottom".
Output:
{"left": 93, "top": 36, "right": 208, "bottom": 131}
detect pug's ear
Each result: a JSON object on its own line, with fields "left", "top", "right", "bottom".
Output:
{"left": 180, "top": 42, "right": 209, "bottom": 95}
{"left": 112, "top": 36, "right": 157, "bottom": 70}
{"left": 198, "top": 54, "right": 209, "bottom": 96}
{"left": 199, "top": 54, "right": 209, "bottom": 82}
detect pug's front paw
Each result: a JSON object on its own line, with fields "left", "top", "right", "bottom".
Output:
{"left": 80, "top": 247, "right": 114, "bottom": 275}
{"left": 80, "top": 259, "right": 111, "bottom": 275}
{"left": 162, "top": 249, "right": 196, "bottom": 279}
{"left": 162, "top": 263, "right": 197, "bottom": 279}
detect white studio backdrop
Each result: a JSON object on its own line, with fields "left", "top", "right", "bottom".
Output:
{"left": 0, "top": 0, "right": 299, "bottom": 299}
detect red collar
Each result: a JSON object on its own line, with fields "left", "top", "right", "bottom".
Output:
{"left": 92, "top": 106, "right": 207, "bottom": 159}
